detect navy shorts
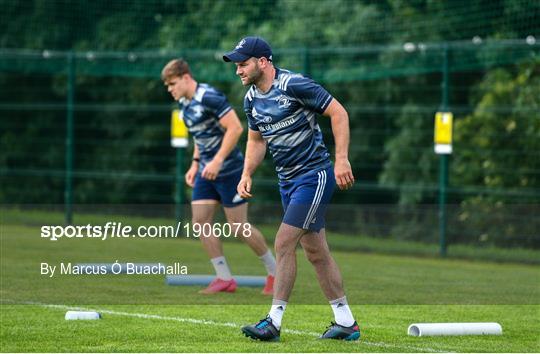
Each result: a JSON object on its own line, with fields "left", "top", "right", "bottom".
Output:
{"left": 192, "top": 169, "right": 247, "bottom": 208}
{"left": 279, "top": 165, "right": 335, "bottom": 232}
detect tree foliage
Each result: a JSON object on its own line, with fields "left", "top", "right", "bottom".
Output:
{"left": 453, "top": 63, "right": 540, "bottom": 194}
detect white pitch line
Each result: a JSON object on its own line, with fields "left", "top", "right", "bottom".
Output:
{"left": 23, "top": 302, "right": 451, "bottom": 353}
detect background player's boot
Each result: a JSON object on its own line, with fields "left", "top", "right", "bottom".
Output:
{"left": 241, "top": 316, "right": 280, "bottom": 341}
{"left": 261, "top": 275, "right": 274, "bottom": 295}
{"left": 319, "top": 321, "right": 360, "bottom": 341}
{"left": 199, "top": 278, "right": 237, "bottom": 294}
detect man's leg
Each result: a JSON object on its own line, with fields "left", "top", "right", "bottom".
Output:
{"left": 299, "top": 228, "right": 344, "bottom": 300}
{"left": 300, "top": 228, "right": 360, "bottom": 340}
{"left": 243, "top": 167, "right": 334, "bottom": 340}
{"left": 192, "top": 200, "right": 221, "bottom": 258}
{"left": 223, "top": 203, "right": 276, "bottom": 295}
{"left": 217, "top": 166, "right": 278, "bottom": 294}
{"left": 192, "top": 200, "right": 236, "bottom": 293}
{"left": 223, "top": 203, "right": 269, "bottom": 256}
{"left": 241, "top": 222, "right": 305, "bottom": 341}
{"left": 273, "top": 223, "right": 306, "bottom": 302}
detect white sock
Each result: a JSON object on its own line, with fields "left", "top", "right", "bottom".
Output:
{"left": 210, "top": 256, "right": 232, "bottom": 280}
{"left": 259, "top": 250, "right": 276, "bottom": 276}
{"left": 329, "top": 296, "right": 355, "bottom": 327}
{"left": 268, "top": 299, "right": 287, "bottom": 329}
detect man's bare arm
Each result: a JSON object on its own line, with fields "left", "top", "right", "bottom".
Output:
{"left": 237, "top": 129, "right": 266, "bottom": 198}
{"left": 323, "top": 98, "right": 355, "bottom": 190}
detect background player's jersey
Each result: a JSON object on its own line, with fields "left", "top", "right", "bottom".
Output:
{"left": 244, "top": 68, "right": 333, "bottom": 180}
{"left": 179, "top": 83, "right": 243, "bottom": 177}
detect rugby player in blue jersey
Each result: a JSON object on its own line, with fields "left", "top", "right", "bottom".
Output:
{"left": 224, "top": 37, "right": 360, "bottom": 341}
{"left": 161, "top": 59, "right": 275, "bottom": 295}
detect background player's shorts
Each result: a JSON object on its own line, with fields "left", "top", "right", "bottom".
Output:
{"left": 192, "top": 169, "right": 246, "bottom": 208}
{"left": 279, "top": 165, "right": 335, "bottom": 232}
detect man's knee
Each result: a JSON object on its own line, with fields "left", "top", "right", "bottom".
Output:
{"left": 304, "top": 247, "right": 327, "bottom": 265}
{"left": 225, "top": 215, "right": 247, "bottom": 224}
{"left": 191, "top": 202, "right": 217, "bottom": 224}
{"left": 191, "top": 217, "right": 212, "bottom": 225}
{"left": 274, "top": 225, "right": 304, "bottom": 257}
{"left": 274, "top": 238, "right": 295, "bottom": 257}
{"left": 302, "top": 238, "right": 332, "bottom": 265}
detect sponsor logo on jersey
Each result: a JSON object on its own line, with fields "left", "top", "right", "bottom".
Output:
{"left": 275, "top": 95, "right": 291, "bottom": 109}
{"left": 252, "top": 107, "right": 273, "bottom": 123}
{"left": 259, "top": 116, "right": 296, "bottom": 132}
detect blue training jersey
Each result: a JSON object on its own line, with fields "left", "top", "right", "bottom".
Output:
{"left": 244, "top": 68, "right": 333, "bottom": 180}
{"left": 179, "top": 83, "right": 244, "bottom": 177}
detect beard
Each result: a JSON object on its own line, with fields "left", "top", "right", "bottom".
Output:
{"left": 243, "top": 64, "right": 264, "bottom": 86}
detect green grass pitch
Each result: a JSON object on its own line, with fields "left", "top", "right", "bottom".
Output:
{"left": 1, "top": 221, "right": 539, "bottom": 352}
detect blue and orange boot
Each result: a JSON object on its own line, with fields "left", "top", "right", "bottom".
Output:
{"left": 319, "top": 321, "right": 360, "bottom": 341}
{"left": 241, "top": 316, "right": 280, "bottom": 341}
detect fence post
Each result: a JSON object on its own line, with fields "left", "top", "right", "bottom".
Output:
{"left": 438, "top": 44, "right": 450, "bottom": 256}
{"left": 64, "top": 51, "right": 75, "bottom": 225}
{"left": 175, "top": 148, "right": 185, "bottom": 223}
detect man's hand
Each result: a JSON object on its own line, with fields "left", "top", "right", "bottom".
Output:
{"left": 237, "top": 174, "right": 253, "bottom": 199}
{"left": 185, "top": 163, "right": 199, "bottom": 187}
{"left": 334, "top": 158, "right": 355, "bottom": 190}
{"left": 201, "top": 158, "right": 223, "bottom": 180}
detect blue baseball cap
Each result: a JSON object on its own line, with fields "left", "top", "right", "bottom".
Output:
{"left": 223, "top": 36, "right": 273, "bottom": 62}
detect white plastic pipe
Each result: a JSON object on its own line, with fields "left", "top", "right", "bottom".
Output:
{"left": 408, "top": 322, "right": 502, "bottom": 336}
{"left": 65, "top": 311, "right": 101, "bottom": 320}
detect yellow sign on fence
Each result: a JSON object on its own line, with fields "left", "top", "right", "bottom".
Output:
{"left": 171, "top": 109, "right": 188, "bottom": 148}
{"left": 434, "top": 112, "right": 453, "bottom": 154}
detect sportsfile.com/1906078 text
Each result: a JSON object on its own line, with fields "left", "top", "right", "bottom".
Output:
{"left": 40, "top": 222, "right": 252, "bottom": 241}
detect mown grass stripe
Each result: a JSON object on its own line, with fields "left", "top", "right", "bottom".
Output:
{"left": 27, "top": 301, "right": 451, "bottom": 353}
